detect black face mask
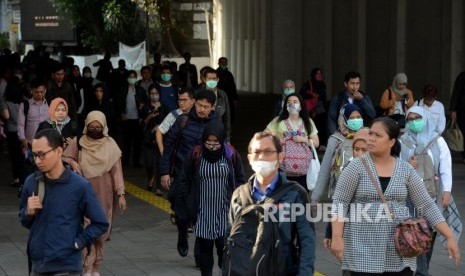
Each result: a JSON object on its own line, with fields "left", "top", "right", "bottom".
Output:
{"left": 87, "top": 130, "right": 104, "bottom": 140}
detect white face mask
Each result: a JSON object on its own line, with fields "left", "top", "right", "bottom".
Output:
{"left": 250, "top": 160, "right": 278, "bottom": 177}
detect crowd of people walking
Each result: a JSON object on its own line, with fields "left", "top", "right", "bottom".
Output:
{"left": 0, "top": 47, "right": 463, "bottom": 275}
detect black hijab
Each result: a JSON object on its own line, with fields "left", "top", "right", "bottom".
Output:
{"left": 202, "top": 121, "right": 226, "bottom": 163}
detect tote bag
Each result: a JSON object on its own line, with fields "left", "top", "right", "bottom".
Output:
{"left": 306, "top": 140, "right": 320, "bottom": 190}
{"left": 443, "top": 121, "right": 464, "bottom": 152}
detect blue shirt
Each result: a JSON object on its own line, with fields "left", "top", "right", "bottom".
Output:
{"left": 159, "top": 84, "right": 178, "bottom": 111}
{"left": 252, "top": 173, "right": 279, "bottom": 201}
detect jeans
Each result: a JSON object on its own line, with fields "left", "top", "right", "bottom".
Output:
{"left": 415, "top": 231, "right": 437, "bottom": 276}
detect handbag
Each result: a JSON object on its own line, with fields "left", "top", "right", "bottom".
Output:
{"left": 443, "top": 121, "right": 464, "bottom": 152}
{"left": 306, "top": 140, "right": 320, "bottom": 190}
{"left": 281, "top": 120, "right": 312, "bottom": 177}
{"left": 360, "top": 157, "right": 432, "bottom": 258}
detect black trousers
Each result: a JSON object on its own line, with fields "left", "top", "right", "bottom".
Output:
{"left": 197, "top": 236, "right": 224, "bottom": 276}
{"left": 6, "top": 131, "right": 24, "bottom": 180}
{"left": 122, "top": 119, "right": 142, "bottom": 165}
{"left": 350, "top": 268, "right": 413, "bottom": 276}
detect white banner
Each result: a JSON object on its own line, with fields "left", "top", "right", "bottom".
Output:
{"left": 119, "top": 41, "right": 146, "bottom": 71}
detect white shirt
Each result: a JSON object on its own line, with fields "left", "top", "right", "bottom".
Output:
{"left": 125, "top": 86, "right": 139, "bottom": 120}
{"left": 417, "top": 99, "right": 446, "bottom": 134}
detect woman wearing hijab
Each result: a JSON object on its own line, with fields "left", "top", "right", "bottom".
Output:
{"left": 271, "top": 79, "right": 296, "bottom": 118}
{"left": 399, "top": 106, "right": 457, "bottom": 276}
{"left": 311, "top": 103, "right": 364, "bottom": 203}
{"left": 176, "top": 121, "right": 245, "bottom": 276}
{"left": 37, "top": 97, "right": 78, "bottom": 144}
{"left": 78, "top": 111, "right": 127, "bottom": 276}
{"left": 380, "top": 73, "right": 415, "bottom": 128}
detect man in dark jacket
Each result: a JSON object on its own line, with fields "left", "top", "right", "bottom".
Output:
{"left": 19, "top": 129, "right": 108, "bottom": 275}
{"left": 226, "top": 132, "right": 315, "bottom": 275}
{"left": 46, "top": 63, "right": 77, "bottom": 120}
{"left": 217, "top": 57, "right": 238, "bottom": 125}
{"left": 178, "top": 52, "right": 198, "bottom": 89}
{"left": 327, "top": 71, "right": 376, "bottom": 135}
{"left": 160, "top": 89, "right": 219, "bottom": 257}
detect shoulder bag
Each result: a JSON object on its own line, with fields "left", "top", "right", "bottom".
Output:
{"left": 361, "top": 157, "right": 432, "bottom": 258}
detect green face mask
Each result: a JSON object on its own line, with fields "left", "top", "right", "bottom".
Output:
{"left": 347, "top": 118, "right": 364, "bottom": 131}
{"left": 284, "top": 88, "right": 295, "bottom": 96}
{"left": 408, "top": 119, "right": 425, "bottom": 133}
{"left": 161, "top": 73, "right": 172, "bottom": 82}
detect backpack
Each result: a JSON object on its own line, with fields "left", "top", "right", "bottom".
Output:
{"left": 400, "top": 137, "right": 441, "bottom": 197}
{"left": 223, "top": 182, "right": 298, "bottom": 276}
{"left": 328, "top": 134, "right": 354, "bottom": 198}
{"left": 281, "top": 119, "right": 312, "bottom": 177}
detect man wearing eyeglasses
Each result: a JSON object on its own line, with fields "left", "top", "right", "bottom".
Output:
{"left": 160, "top": 89, "right": 220, "bottom": 258}
{"left": 224, "top": 132, "right": 315, "bottom": 275}
{"left": 19, "top": 129, "right": 108, "bottom": 276}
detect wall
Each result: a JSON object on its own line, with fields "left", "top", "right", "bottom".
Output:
{"left": 214, "top": 0, "right": 465, "bottom": 109}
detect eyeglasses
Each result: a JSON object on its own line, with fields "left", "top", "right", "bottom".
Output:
{"left": 32, "top": 148, "right": 56, "bottom": 160}
{"left": 250, "top": 149, "right": 278, "bottom": 157}
{"left": 88, "top": 127, "right": 103, "bottom": 132}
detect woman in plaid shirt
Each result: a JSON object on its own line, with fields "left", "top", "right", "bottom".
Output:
{"left": 330, "top": 117, "right": 460, "bottom": 275}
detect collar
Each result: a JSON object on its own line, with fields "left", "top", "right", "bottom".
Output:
{"left": 32, "top": 98, "right": 47, "bottom": 105}
{"left": 252, "top": 173, "right": 279, "bottom": 201}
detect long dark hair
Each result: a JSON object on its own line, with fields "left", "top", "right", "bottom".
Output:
{"left": 277, "top": 93, "right": 312, "bottom": 135}
{"left": 371, "top": 117, "right": 401, "bottom": 157}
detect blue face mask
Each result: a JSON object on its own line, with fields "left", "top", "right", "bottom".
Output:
{"left": 284, "top": 88, "right": 295, "bottom": 96}
{"left": 220, "top": 65, "right": 228, "bottom": 70}
{"left": 161, "top": 73, "right": 172, "bottom": 82}
{"left": 408, "top": 119, "right": 425, "bottom": 133}
{"left": 347, "top": 118, "right": 364, "bottom": 131}
{"left": 206, "top": 80, "right": 218, "bottom": 89}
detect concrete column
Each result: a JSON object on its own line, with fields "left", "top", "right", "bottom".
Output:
{"left": 396, "top": 0, "right": 407, "bottom": 72}
{"left": 356, "top": 0, "right": 367, "bottom": 90}
{"left": 450, "top": 0, "right": 464, "bottom": 97}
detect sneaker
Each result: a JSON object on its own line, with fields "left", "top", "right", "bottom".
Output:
{"left": 155, "top": 189, "right": 163, "bottom": 196}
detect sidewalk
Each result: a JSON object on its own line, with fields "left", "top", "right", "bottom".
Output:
{"left": 1, "top": 92, "right": 465, "bottom": 275}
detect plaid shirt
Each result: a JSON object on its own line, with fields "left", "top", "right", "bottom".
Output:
{"left": 331, "top": 155, "right": 444, "bottom": 273}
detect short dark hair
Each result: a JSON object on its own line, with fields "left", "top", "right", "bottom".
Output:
{"left": 161, "top": 65, "right": 172, "bottom": 73}
{"left": 128, "top": 70, "right": 137, "bottom": 78}
{"left": 147, "top": 83, "right": 159, "bottom": 94}
{"left": 202, "top": 67, "right": 217, "bottom": 78}
{"left": 423, "top": 84, "right": 438, "bottom": 98}
{"left": 141, "top": 66, "right": 152, "bottom": 73}
{"left": 34, "top": 128, "right": 64, "bottom": 149}
{"left": 195, "top": 89, "right": 216, "bottom": 106}
{"left": 52, "top": 63, "right": 65, "bottom": 74}
{"left": 30, "top": 78, "right": 46, "bottom": 89}
{"left": 344, "top": 71, "right": 361, "bottom": 82}
{"left": 179, "top": 88, "right": 195, "bottom": 99}
{"left": 248, "top": 132, "right": 283, "bottom": 154}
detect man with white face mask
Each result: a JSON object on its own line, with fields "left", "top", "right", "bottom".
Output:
{"left": 225, "top": 132, "right": 315, "bottom": 275}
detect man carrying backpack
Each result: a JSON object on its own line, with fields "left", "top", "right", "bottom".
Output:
{"left": 223, "top": 132, "right": 315, "bottom": 276}
{"left": 399, "top": 106, "right": 459, "bottom": 276}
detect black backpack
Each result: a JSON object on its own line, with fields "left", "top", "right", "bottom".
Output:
{"left": 223, "top": 182, "right": 297, "bottom": 276}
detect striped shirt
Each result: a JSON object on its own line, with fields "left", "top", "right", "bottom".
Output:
{"left": 194, "top": 155, "right": 230, "bottom": 240}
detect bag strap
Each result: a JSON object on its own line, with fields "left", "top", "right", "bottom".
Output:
{"left": 309, "top": 139, "right": 318, "bottom": 160}
{"left": 360, "top": 157, "right": 394, "bottom": 219}
{"left": 33, "top": 174, "right": 45, "bottom": 204}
